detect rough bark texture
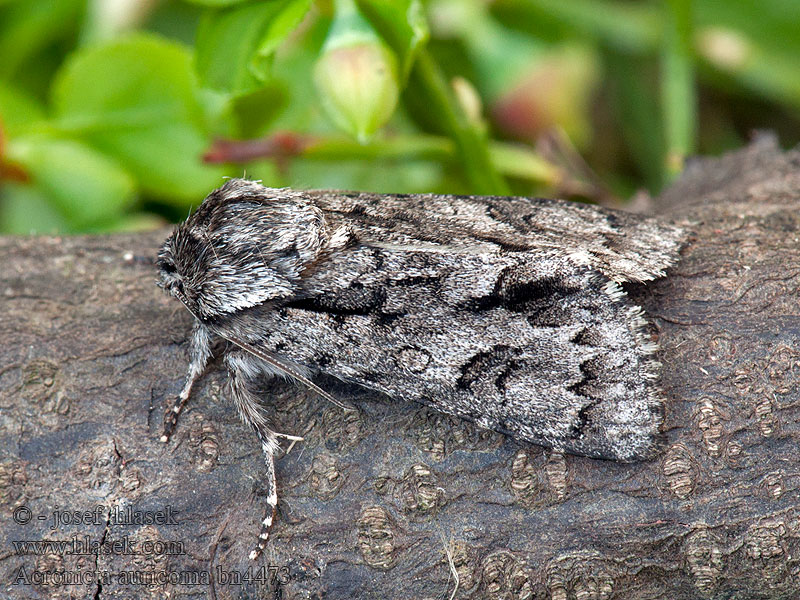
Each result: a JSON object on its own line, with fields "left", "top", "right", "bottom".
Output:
{"left": 1, "top": 136, "right": 800, "bottom": 599}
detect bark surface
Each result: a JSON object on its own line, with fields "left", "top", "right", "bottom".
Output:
{"left": 1, "top": 136, "right": 799, "bottom": 599}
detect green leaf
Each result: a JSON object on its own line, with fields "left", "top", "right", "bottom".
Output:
{"left": 183, "top": 0, "right": 252, "bottom": 6}
{"left": 693, "top": 0, "right": 800, "bottom": 112}
{"left": 495, "top": 0, "right": 660, "bottom": 54}
{"left": 0, "top": 0, "right": 83, "bottom": 79}
{"left": 195, "top": 0, "right": 312, "bottom": 95}
{"left": 6, "top": 135, "right": 136, "bottom": 229}
{"left": 605, "top": 51, "right": 664, "bottom": 192}
{"left": 227, "top": 83, "right": 288, "bottom": 137}
{"left": 355, "top": 0, "right": 429, "bottom": 78}
{"left": 253, "top": 0, "right": 313, "bottom": 69}
{"left": 50, "top": 33, "right": 227, "bottom": 205}
{"left": 269, "top": 15, "right": 337, "bottom": 132}
{"left": 0, "top": 84, "right": 45, "bottom": 137}
{"left": 0, "top": 182, "right": 68, "bottom": 235}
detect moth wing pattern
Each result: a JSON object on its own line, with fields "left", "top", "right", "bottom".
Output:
{"left": 157, "top": 179, "right": 684, "bottom": 556}
{"left": 215, "top": 232, "right": 672, "bottom": 462}
{"left": 205, "top": 180, "right": 682, "bottom": 461}
{"left": 310, "top": 186, "right": 681, "bottom": 284}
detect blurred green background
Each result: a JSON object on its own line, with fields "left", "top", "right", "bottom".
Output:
{"left": 1, "top": 0, "right": 798, "bottom": 234}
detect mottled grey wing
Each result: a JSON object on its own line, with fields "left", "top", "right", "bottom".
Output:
{"left": 309, "top": 190, "right": 683, "bottom": 284}
{"left": 211, "top": 241, "right": 667, "bottom": 462}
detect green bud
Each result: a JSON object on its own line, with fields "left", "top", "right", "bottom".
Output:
{"left": 313, "top": 0, "right": 400, "bottom": 143}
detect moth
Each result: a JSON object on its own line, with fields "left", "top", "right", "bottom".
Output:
{"left": 156, "top": 179, "right": 683, "bottom": 558}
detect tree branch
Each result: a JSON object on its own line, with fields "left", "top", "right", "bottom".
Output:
{"left": 1, "top": 134, "right": 799, "bottom": 599}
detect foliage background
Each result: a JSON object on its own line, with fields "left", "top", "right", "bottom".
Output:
{"left": 0, "top": 0, "right": 798, "bottom": 234}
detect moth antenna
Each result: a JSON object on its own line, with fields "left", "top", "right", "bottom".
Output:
{"left": 228, "top": 337, "right": 354, "bottom": 411}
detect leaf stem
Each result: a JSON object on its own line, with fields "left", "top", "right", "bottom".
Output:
{"left": 661, "top": 0, "right": 696, "bottom": 179}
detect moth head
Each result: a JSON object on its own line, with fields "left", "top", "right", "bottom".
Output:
{"left": 157, "top": 179, "right": 328, "bottom": 320}
{"left": 156, "top": 232, "right": 198, "bottom": 314}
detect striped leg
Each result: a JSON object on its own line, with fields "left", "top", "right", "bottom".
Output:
{"left": 224, "top": 351, "right": 281, "bottom": 560}
{"left": 162, "top": 323, "right": 212, "bottom": 443}
{"left": 251, "top": 431, "right": 279, "bottom": 560}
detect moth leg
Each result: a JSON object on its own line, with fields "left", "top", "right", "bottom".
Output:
{"left": 275, "top": 431, "right": 304, "bottom": 454}
{"left": 224, "top": 351, "right": 282, "bottom": 560}
{"left": 161, "top": 322, "right": 212, "bottom": 443}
